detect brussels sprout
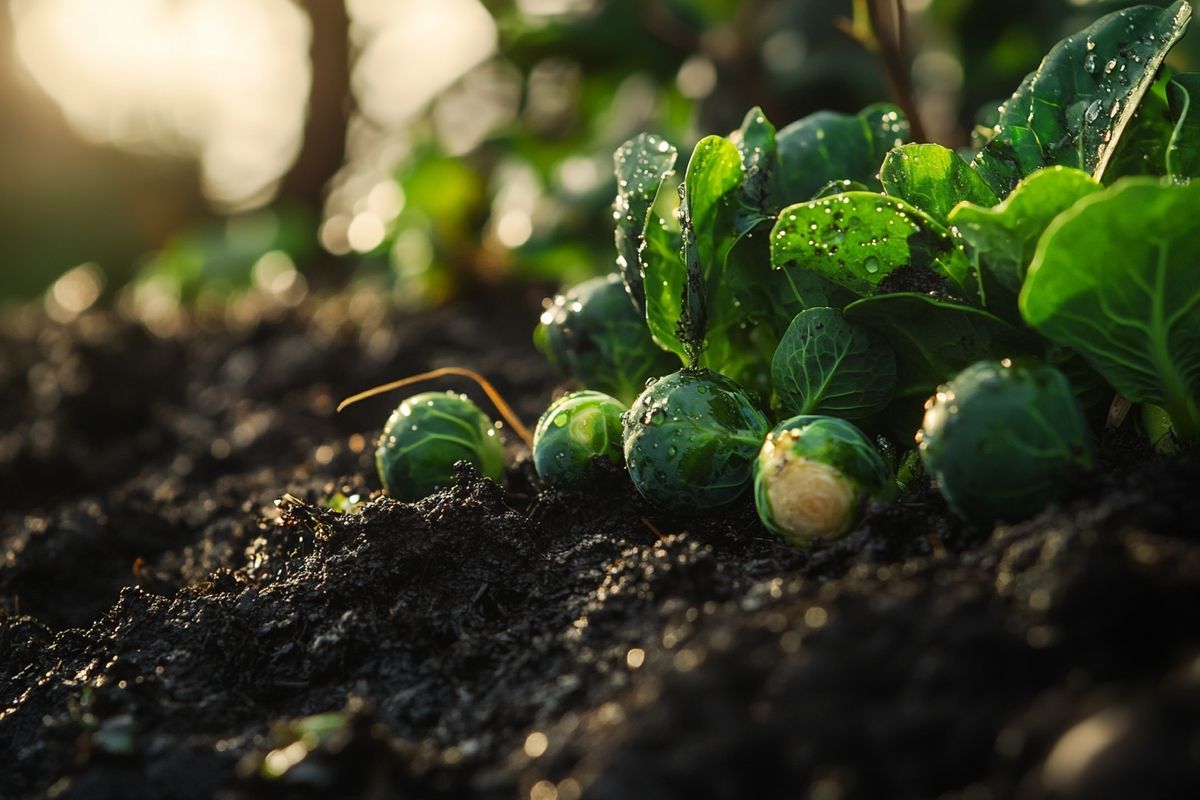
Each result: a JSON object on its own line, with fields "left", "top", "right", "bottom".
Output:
{"left": 917, "top": 360, "right": 1093, "bottom": 524}
{"left": 533, "top": 390, "right": 626, "bottom": 487}
{"left": 753, "top": 416, "right": 893, "bottom": 545}
{"left": 375, "top": 391, "right": 505, "bottom": 501}
{"left": 622, "top": 368, "right": 769, "bottom": 511}
{"left": 535, "top": 273, "right": 679, "bottom": 404}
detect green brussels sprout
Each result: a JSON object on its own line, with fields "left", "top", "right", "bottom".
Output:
{"left": 533, "top": 390, "right": 626, "bottom": 487}
{"left": 753, "top": 415, "right": 893, "bottom": 545}
{"left": 917, "top": 359, "right": 1093, "bottom": 523}
{"left": 622, "top": 368, "right": 769, "bottom": 511}
{"left": 535, "top": 273, "right": 679, "bottom": 404}
{"left": 376, "top": 391, "right": 505, "bottom": 501}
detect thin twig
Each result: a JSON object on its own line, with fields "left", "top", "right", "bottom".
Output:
{"left": 338, "top": 367, "right": 533, "bottom": 447}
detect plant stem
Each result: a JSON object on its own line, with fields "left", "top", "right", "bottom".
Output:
{"left": 865, "top": 0, "right": 928, "bottom": 143}
{"left": 1166, "top": 392, "right": 1200, "bottom": 443}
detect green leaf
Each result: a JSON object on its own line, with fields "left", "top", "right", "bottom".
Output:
{"left": 949, "top": 167, "right": 1102, "bottom": 301}
{"left": 1105, "top": 76, "right": 1173, "bottom": 182}
{"left": 772, "top": 307, "right": 896, "bottom": 419}
{"left": 770, "top": 192, "right": 977, "bottom": 302}
{"left": 701, "top": 231, "right": 778, "bottom": 398}
{"left": 734, "top": 106, "right": 777, "bottom": 211}
{"left": 1021, "top": 178, "right": 1200, "bottom": 440}
{"left": 679, "top": 135, "right": 745, "bottom": 362}
{"left": 641, "top": 214, "right": 688, "bottom": 362}
{"left": 770, "top": 268, "right": 858, "bottom": 327}
{"left": 844, "top": 293, "right": 1037, "bottom": 398}
{"left": 768, "top": 104, "right": 909, "bottom": 207}
{"left": 880, "top": 143, "right": 999, "bottom": 224}
{"left": 613, "top": 134, "right": 678, "bottom": 313}
{"left": 971, "top": 1, "right": 1193, "bottom": 197}
{"left": 1167, "top": 73, "right": 1200, "bottom": 180}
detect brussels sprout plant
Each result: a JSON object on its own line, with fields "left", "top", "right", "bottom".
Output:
{"left": 345, "top": 3, "right": 1200, "bottom": 536}
{"left": 523, "top": 0, "right": 1198, "bottom": 534}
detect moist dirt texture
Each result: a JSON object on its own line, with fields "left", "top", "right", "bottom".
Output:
{"left": 2, "top": 286, "right": 1199, "bottom": 800}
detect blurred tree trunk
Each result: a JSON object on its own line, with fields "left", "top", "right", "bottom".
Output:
{"left": 280, "top": 0, "right": 351, "bottom": 221}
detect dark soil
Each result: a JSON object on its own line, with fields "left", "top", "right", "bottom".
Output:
{"left": 2, "top": 286, "right": 1199, "bottom": 799}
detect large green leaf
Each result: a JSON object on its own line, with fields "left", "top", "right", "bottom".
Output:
{"left": 844, "top": 293, "right": 1037, "bottom": 398}
{"left": 613, "top": 134, "right": 678, "bottom": 313}
{"left": 971, "top": 1, "right": 1193, "bottom": 197}
{"left": 771, "top": 307, "right": 896, "bottom": 419}
{"left": 880, "top": 143, "right": 999, "bottom": 224}
{"left": 678, "top": 135, "right": 744, "bottom": 362}
{"left": 1167, "top": 73, "right": 1200, "bottom": 180}
{"left": 949, "top": 167, "right": 1102, "bottom": 301}
{"left": 768, "top": 104, "right": 909, "bottom": 207}
{"left": 770, "top": 192, "right": 977, "bottom": 302}
{"left": 1021, "top": 178, "right": 1200, "bottom": 440}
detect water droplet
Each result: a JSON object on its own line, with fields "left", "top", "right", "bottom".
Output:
{"left": 864, "top": 256, "right": 880, "bottom": 274}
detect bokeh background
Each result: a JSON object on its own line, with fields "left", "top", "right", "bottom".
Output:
{"left": 2, "top": 0, "right": 1196, "bottom": 322}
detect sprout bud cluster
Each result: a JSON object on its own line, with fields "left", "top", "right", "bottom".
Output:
{"left": 375, "top": 391, "right": 504, "bottom": 501}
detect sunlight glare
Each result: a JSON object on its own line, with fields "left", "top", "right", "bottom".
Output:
{"left": 11, "top": 0, "right": 310, "bottom": 209}
{"left": 350, "top": 0, "right": 497, "bottom": 130}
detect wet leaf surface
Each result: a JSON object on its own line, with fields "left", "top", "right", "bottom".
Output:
{"left": 771, "top": 193, "right": 977, "bottom": 302}
{"left": 880, "top": 143, "right": 999, "bottom": 224}
{"left": 613, "top": 134, "right": 678, "bottom": 313}
{"left": 972, "top": 1, "right": 1192, "bottom": 196}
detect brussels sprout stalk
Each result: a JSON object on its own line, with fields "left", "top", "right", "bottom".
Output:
{"left": 1161, "top": 391, "right": 1200, "bottom": 444}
